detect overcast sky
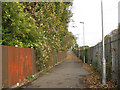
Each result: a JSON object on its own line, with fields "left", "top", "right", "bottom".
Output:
{"left": 68, "top": 0, "right": 119, "bottom": 47}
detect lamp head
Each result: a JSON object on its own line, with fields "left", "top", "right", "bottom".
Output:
{"left": 80, "top": 22, "right": 84, "bottom": 24}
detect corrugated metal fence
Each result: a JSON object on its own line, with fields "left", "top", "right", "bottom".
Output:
{"left": 50, "top": 51, "right": 67, "bottom": 66}
{"left": 1, "top": 45, "right": 67, "bottom": 88}
{"left": 74, "top": 29, "right": 120, "bottom": 87}
{"left": 0, "top": 45, "right": 2, "bottom": 90}
{"left": 2, "top": 45, "right": 37, "bottom": 88}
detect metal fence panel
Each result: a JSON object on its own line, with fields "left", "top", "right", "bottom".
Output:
{"left": 2, "top": 45, "right": 8, "bottom": 88}
{"left": 32, "top": 49, "right": 38, "bottom": 74}
{"left": 51, "top": 52, "right": 54, "bottom": 66}
{"left": 111, "top": 32, "right": 119, "bottom": 84}
{"left": 28, "top": 48, "right": 33, "bottom": 76}
{"left": 8, "top": 46, "right": 18, "bottom": 87}
{"left": 24, "top": 48, "right": 32, "bottom": 79}
{"left": 50, "top": 53, "right": 53, "bottom": 66}
{"left": 118, "top": 29, "right": 120, "bottom": 88}
{"left": 0, "top": 45, "right": 2, "bottom": 89}
{"left": 2, "top": 45, "right": 38, "bottom": 87}
{"left": 96, "top": 44, "right": 99, "bottom": 68}
{"left": 105, "top": 38, "right": 112, "bottom": 80}
{"left": 18, "top": 47, "right": 25, "bottom": 82}
{"left": 75, "top": 29, "right": 119, "bottom": 87}
{"left": 98, "top": 43, "right": 102, "bottom": 69}
{"left": 57, "top": 52, "right": 60, "bottom": 62}
{"left": 93, "top": 46, "right": 96, "bottom": 65}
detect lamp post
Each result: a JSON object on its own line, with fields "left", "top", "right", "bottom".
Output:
{"left": 80, "top": 22, "right": 85, "bottom": 63}
{"left": 75, "top": 34, "right": 80, "bottom": 58}
{"left": 101, "top": 0, "right": 106, "bottom": 85}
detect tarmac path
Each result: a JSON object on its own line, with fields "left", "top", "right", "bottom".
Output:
{"left": 24, "top": 51, "right": 90, "bottom": 88}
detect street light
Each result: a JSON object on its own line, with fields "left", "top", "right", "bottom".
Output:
{"left": 101, "top": 0, "right": 106, "bottom": 85}
{"left": 80, "top": 22, "right": 85, "bottom": 63}
{"left": 76, "top": 34, "right": 80, "bottom": 58}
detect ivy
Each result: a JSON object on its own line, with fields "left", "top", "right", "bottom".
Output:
{"left": 2, "top": 2, "right": 76, "bottom": 71}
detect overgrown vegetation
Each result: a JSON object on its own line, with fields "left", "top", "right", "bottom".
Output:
{"left": 2, "top": 2, "right": 76, "bottom": 71}
{"left": 72, "top": 45, "right": 89, "bottom": 63}
{"left": 73, "top": 27, "right": 120, "bottom": 85}
{"left": 92, "top": 60, "right": 102, "bottom": 77}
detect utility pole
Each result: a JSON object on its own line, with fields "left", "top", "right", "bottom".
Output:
{"left": 80, "top": 22, "right": 85, "bottom": 63}
{"left": 101, "top": 0, "right": 106, "bottom": 85}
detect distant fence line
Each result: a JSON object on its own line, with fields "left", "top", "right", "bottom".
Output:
{"left": 1, "top": 45, "right": 67, "bottom": 88}
{"left": 73, "top": 29, "right": 120, "bottom": 87}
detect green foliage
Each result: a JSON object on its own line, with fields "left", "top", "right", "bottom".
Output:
{"left": 26, "top": 75, "right": 35, "bottom": 80}
{"left": 2, "top": 2, "right": 38, "bottom": 47}
{"left": 0, "top": 27, "right": 2, "bottom": 44}
{"left": 84, "top": 47, "right": 88, "bottom": 63}
{"left": 74, "top": 43, "right": 78, "bottom": 48}
{"left": 72, "top": 48, "right": 77, "bottom": 54}
{"left": 93, "top": 60, "right": 102, "bottom": 76}
{"left": 106, "top": 60, "right": 112, "bottom": 81}
{"left": 2, "top": 2, "right": 75, "bottom": 71}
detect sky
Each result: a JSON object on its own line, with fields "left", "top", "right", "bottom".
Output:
{"left": 68, "top": 0, "right": 120, "bottom": 47}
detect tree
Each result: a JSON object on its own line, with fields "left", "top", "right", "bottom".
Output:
{"left": 2, "top": 2, "right": 75, "bottom": 71}
{"left": 2, "top": 2, "right": 38, "bottom": 47}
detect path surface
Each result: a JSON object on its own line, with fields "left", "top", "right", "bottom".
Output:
{"left": 24, "top": 51, "right": 90, "bottom": 88}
